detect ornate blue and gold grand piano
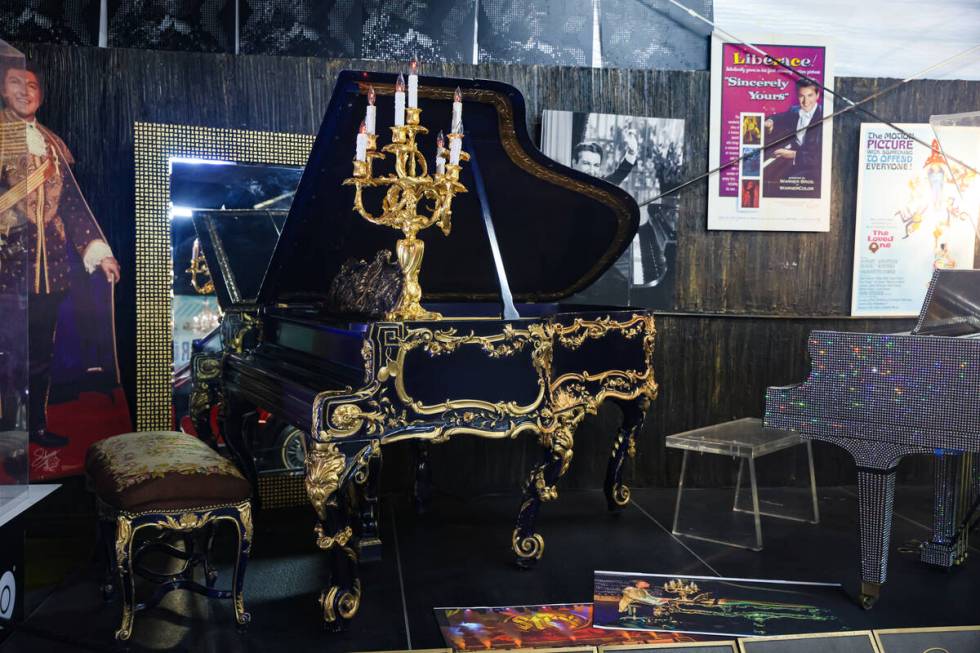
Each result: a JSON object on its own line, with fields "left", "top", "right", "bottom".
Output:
{"left": 189, "top": 70, "right": 658, "bottom": 627}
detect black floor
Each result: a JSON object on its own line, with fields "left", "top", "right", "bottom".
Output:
{"left": 4, "top": 484, "right": 978, "bottom": 652}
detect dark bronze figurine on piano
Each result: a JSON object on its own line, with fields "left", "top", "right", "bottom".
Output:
{"left": 189, "top": 71, "right": 658, "bottom": 628}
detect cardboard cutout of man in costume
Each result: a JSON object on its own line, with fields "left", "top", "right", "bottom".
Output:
{"left": 0, "top": 61, "right": 121, "bottom": 450}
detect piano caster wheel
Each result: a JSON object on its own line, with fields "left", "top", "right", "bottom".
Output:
{"left": 859, "top": 581, "right": 880, "bottom": 610}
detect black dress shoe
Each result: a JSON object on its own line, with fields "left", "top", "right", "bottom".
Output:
{"left": 29, "top": 429, "right": 70, "bottom": 448}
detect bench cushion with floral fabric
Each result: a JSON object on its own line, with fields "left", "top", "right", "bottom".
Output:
{"left": 86, "top": 430, "right": 251, "bottom": 512}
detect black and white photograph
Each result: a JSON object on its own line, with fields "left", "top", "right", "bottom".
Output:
{"left": 361, "top": 0, "right": 476, "bottom": 63}
{"left": 240, "top": 0, "right": 361, "bottom": 57}
{"left": 541, "top": 109, "right": 684, "bottom": 308}
{"left": 478, "top": 0, "right": 593, "bottom": 66}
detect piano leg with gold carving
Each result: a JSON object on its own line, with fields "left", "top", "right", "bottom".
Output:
{"left": 304, "top": 440, "right": 368, "bottom": 629}
{"left": 356, "top": 450, "right": 383, "bottom": 561}
{"left": 513, "top": 410, "right": 585, "bottom": 568}
{"left": 856, "top": 467, "right": 897, "bottom": 609}
{"left": 605, "top": 397, "right": 649, "bottom": 512}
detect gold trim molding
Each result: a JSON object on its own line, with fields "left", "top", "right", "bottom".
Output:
{"left": 133, "top": 122, "right": 313, "bottom": 430}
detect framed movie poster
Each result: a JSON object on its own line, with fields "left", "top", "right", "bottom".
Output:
{"left": 873, "top": 625, "right": 980, "bottom": 653}
{"left": 851, "top": 123, "right": 979, "bottom": 316}
{"left": 707, "top": 33, "right": 834, "bottom": 231}
{"left": 737, "top": 631, "right": 878, "bottom": 653}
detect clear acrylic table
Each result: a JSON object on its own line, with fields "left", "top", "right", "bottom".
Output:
{"left": 667, "top": 417, "right": 819, "bottom": 551}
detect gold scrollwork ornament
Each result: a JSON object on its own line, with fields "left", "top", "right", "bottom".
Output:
{"left": 305, "top": 442, "right": 346, "bottom": 520}
{"left": 512, "top": 528, "right": 545, "bottom": 561}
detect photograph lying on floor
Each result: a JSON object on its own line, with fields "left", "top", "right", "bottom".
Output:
{"left": 541, "top": 109, "right": 685, "bottom": 308}
{"left": 434, "top": 603, "right": 697, "bottom": 650}
{"left": 592, "top": 572, "right": 848, "bottom": 638}
{"left": 851, "top": 122, "right": 979, "bottom": 316}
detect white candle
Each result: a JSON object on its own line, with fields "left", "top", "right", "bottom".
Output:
{"left": 408, "top": 59, "right": 419, "bottom": 108}
{"left": 365, "top": 86, "right": 376, "bottom": 135}
{"left": 449, "top": 134, "right": 462, "bottom": 165}
{"left": 394, "top": 74, "right": 406, "bottom": 126}
{"left": 356, "top": 122, "right": 368, "bottom": 162}
{"left": 436, "top": 131, "right": 446, "bottom": 174}
{"left": 452, "top": 86, "right": 463, "bottom": 134}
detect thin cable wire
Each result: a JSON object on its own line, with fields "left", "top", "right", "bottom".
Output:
{"left": 646, "top": 0, "right": 980, "bottom": 165}
{"left": 634, "top": 41, "right": 980, "bottom": 209}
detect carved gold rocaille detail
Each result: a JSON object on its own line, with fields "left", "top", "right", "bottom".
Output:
{"left": 309, "top": 315, "right": 656, "bottom": 451}
{"left": 304, "top": 442, "right": 346, "bottom": 520}
{"left": 389, "top": 324, "right": 550, "bottom": 417}
{"left": 115, "top": 516, "right": 133, "bottom": 569}
{"left": 512, "top": 527, "right": 545, "bottom": 561}
{"left": 315, "top": 525, "right": 353, "bottom": 550}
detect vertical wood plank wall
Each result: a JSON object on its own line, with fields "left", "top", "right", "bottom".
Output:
{"left": 19, "top": 43, "right": 979, "bottom": 490}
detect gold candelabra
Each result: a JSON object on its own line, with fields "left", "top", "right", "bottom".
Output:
{"left": 343, "top": 105, "right": 468, "bottom": 321}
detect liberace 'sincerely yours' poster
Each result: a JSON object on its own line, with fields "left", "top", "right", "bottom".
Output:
{"left": 541, "top": 110, "right": 684, "bottom": 309}
{"left": 707, "top": 34, "right": 833, "bottom": 231}
{"left": 851, "top": 123, "right": 979, "bottom": 316}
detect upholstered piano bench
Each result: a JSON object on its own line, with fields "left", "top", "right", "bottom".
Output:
{"left": 85, "top": 431, "right": 253, "bottom": 641}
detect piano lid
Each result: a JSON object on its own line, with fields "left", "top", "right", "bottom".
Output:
{"left": 192, "top": 209, "right": 287, "bottom": 309}
{"left": 912, "top": 269, "right": 980, "bottom": 337}
{"left": 258, "top": 70, "right": 640, "bottom": 306}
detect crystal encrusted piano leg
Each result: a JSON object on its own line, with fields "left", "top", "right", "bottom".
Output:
{"left": 921, "top": 452, "right": 962, "bottom": 568}
{"left": 856, "top": 467, "right": 896, "bottom": 609}
{"left": 305, "top": 440, "right": 361, "bottom": 629}
{"left": 605, "top": 398, "right": 648, "bottom": 512}
{"left": 513, "top": 413, "right": 582, "bottom": 568}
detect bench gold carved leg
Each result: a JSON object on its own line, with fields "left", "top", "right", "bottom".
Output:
{"left": 233, "top": 501, "right": 253, "bottom": 626}
{"left": 114, "top": 514, "right": 135, "bottom": 641}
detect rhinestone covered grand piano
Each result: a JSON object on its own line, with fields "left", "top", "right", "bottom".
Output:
{"left": 764, "top": 269, "right": 980, "bottom": 609}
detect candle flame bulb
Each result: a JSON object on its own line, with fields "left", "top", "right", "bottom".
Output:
{"left": 367, "top": 86, "right": 376, "bottom": 105}
{"left": 454, "top": 87, "right": 462, "bottom": 103}
{"left": 359, "top": 120, "right": 366, "bottom": 134}
{"left": 396, "top": 74, "right": 405, "bottom": 93}
{"left": 410, "top": 58, "right": 418, "bottom": 74}
{"left": 437, "top": 131, "right": 445, "bottom": 149}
